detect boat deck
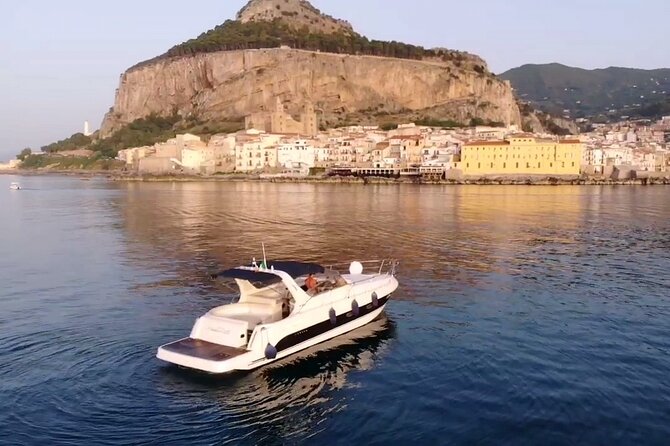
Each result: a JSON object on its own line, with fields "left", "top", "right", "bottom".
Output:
{"left": 161, "top": 338, "right": 247, "bottom": 361}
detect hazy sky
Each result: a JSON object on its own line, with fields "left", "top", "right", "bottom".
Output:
{"left": 2, "top": 0, "right": 668, "bottom": 159}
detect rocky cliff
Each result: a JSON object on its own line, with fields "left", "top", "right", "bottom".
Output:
{"left": 100, "top": 0, "right": 521, "bottom": 136}
{"left": 102, "top": 49, "right": 520, "bottom": 136}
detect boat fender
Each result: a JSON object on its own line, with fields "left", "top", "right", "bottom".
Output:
{"left": 329, "top": 308, "right": 337, "bottom": 326}
{"left": 371, "top": 292, "right": 379, "bottom": 308}
{"left": 265, "top": 344, "right": 278, "bottom": 360}
{"left": 352, "top": 300, "right": 359, "bottom": 317}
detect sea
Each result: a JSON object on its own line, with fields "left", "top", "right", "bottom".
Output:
{"left": 1, "top": 175, "right": 669, "bottom": 445}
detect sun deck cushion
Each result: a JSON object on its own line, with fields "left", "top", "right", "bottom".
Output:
{"left": 208, "top": 303, "right": 278, "bottom": 327}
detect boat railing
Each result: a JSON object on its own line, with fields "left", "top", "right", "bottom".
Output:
{"left": 325, "top": 259, "right": 399, "bottom": 276}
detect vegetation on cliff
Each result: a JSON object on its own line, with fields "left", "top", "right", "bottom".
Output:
{"left": 519, "top": 102, "right": 574, "bottom": 135}
{"left": 30, "top": 115, "right": 244, "bottom": 161}
{"left": 90, "top": 115, "right": 242, "bottom": 157}
{"left": 19, "top": 154, "right": 122, "bottom": 171}
{"left": 134, "top": 19, "right": 481, "bottom": 70}
{"left": 17, "top": 148, "right": 32, "bottom": 161}
{"left": 42, "top": 133, "right": 92, "bottom": 153}
{"left": 90, "top": 114, "right": 182, "bottom": 158}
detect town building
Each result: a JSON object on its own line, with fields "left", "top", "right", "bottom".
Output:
{"left": 459, "top": 135, "right": 583, "bottom": 176}
{"left": 245, "top": 99, "right": 318, "bottom": 137}
{"left": 277, "top": 139, "right": 316, "bottom": 168}
{"left": 234, "top": 131, "right": 281, "bottom": 172}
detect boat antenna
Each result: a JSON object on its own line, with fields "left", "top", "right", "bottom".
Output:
{"left": 261, "top": 243, "right": 268, "bottom": 269}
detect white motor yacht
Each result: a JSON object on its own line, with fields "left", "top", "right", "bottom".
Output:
{"left": 9, "top": 182, "right": 21, "bottom": 190}
{"left": 156, "top": 259, "right": 399, "bottom": 374}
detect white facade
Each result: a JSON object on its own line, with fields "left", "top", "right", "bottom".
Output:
{"left": 235, "top": 140, "right": 278, "bottom": 172}
{"left": 277, "top": 140, "right": 316, "bottom": 168}
{"left": 315, "top": 147, "right": 334, "bottom": 165}
{"left": 117, "top": 146, "right": 155, "bottom": 165}
{"left": 181, "top": 146, "right": 214, "bottom": 171}
{"left": 603, "top": 147, "right": 633, "bottom": 166}
{"left": 632, "top": 151, "right": 657, "bottom": 171}
{"left": 583, "top": 148, "right": 605, "bottom": 173}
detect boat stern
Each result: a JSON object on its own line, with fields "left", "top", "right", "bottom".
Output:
{"left": 156, "top": 338, "right": 252, "bottom": 374}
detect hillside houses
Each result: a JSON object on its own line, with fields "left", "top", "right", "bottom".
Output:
{"left": 114, "top": 117, "right": 668, "bottom": 178}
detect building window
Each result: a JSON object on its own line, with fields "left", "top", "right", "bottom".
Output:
{"left": 538, "top": 162, "right": 541, "bottom": 168}
{"left": 478, "top": 163, "right": 481, "bottom": 168}
{"left": 572, "top": 162, "right": 575, "bottom": 167}
{"left": 467, "top": 163, "right": 470, "bottom": 168}
{"left": 490, "top": 163, "right": 493, "bottom": 168}
{"left": 526, "top": 162, "right": 530, "bottom": 168}
{"left": 503, "top": 163, "right": 506, "bottom": 168}
{"left": 516, "top": 162, "right": 519, "bottom": 168}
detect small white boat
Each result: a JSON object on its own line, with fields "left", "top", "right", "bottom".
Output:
{"left": 157, "top": 259, "right": 399, "bottom": 374}
{"left": 9, "top": 182, "right": 21, "bottom": 190}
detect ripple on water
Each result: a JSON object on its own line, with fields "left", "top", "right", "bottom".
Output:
{"left": 2, "top": 182, "right": 670, "bottom": 445}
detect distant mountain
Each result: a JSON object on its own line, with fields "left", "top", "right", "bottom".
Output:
{"left": 500, "top": 63, "right": 670, "bottom": 120}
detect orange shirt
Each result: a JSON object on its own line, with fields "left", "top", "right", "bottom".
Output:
{"left": 305, "top": 275, "right": 317, "bottom": 290}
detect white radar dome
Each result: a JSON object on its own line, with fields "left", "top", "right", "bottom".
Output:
{"left": 349, "top": 261, "right": 364, "bottom": 275}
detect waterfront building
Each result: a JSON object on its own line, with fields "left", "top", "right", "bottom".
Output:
{"left": 602, "top": 146, "right": 633, "bottom": 166}
{"left": 181, "top": 146, "right": 214, "bottom": 172}
{"left": 632, "top": 150, "right": 658, "bottom": 172}
{"left": 234, "top": 131, "right": 284, "bottom": 172}
{"left": 277, "top": 140, "right": 316, "bottom": 168}
{"left": 459, "top": 135, "right": 583, "bottom": 176}
{"left": 583, "top": 147, "right": 605, "bottom": 174}
{"left": 314, "top": 147, "right": 335, "bottom": 167}
{"left": 388, "top": 135, "right": 425, "bottom": 165}
{"left": 235, "top": 139, "right": 275, "bottom": 172}
{"left": 117, "top": 146, "right": 155, "bottom": 166}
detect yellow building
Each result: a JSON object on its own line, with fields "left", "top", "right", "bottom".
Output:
{"left": 459, "top": 136, "right": 583, "bottom": 176}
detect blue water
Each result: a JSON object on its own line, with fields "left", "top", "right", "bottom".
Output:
{"left": 1, "top": 175, "right": 669, "bottom": 445}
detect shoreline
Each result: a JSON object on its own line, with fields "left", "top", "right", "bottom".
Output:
{"left": 3, "top": 169, "right": 670, "bottom": 185}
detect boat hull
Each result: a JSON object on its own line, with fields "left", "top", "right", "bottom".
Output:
{"left": 157, "top": 299, "right": 390, "bottom": 374}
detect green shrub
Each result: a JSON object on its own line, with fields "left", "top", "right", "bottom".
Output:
{"left": 42, "top": 133, "right": 92, "bottom": 153}
{"left": 133, "top": 19, "right": 471, "bottom": 69}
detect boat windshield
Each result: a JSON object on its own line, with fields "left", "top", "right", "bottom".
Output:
{"left": 213, "top": 261, "right": 325, "bottom": 284}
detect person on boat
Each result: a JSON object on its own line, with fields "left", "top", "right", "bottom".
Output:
{"left": 305, "top": 273, "right": 318, "bottom": 294}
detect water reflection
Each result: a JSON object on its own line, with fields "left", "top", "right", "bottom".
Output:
{"left": 156, "top": 315, "right": 396, "bottom": 444}
{"left": 3, "top": 178, "right": 670, "bottom": 445}
{"left": 116, "top": 183, "right": 596, "bottom": 293}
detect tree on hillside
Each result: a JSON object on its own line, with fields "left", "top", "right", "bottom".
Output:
{"left": 17, "top": 148, "right": 32, "bottom": 161}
